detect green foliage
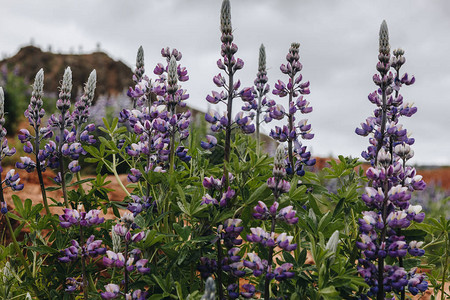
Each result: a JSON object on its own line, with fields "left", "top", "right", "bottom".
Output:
{"left": 0, "top": 71, "right": 29, "bottom": 134}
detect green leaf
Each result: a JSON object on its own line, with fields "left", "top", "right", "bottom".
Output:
{"left": 246, "top": 183, "right": 271, "bottom": 205}
{"left": 308, "top": 194, "right": 322, "bottom": 216}
{"left": 12, "top": 195, "right": 24, "bottom": 216}
{"left": 402, "top": 229, "right": 427, "bottom": 243}
{"left": 45, "top": 186, "right": 61, "bottom": 192}
{"left": 402, "top": 258, "right": 421, "bottom": 270}
{"left": 173, "top": 223, "right": 191, "bottom": 241}
{"left": 319, "top": 286, "right": 339, "bottom": 296}
{"left": 67, "top": 178, "right": 94, "bottom": 188}
{"left": 297, "top": 248, "right": 307, "bottom": 265}
{"left": 332, "top": 198, "right": 345, "bottom": 218}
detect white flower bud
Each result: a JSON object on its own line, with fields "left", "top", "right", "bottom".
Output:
{"left": 326, "top": 230, "right": 340, "bottom": 256}
{"left": 258, "top": 44, "right": 266, "bottom": 72}
{"left": 61, "top": 67, "right": 73, "bottom": 95}
{"left": 0, "top": 87, "right": 4, "bottom": 118}
{"left": 220, "top": 0, "right": 232, "bottom": 34}
{"left": 201, "top": 277, "right": 216, "bottom": 300}
{"left": 32, "top": 69, "right": 44, "bottom": 100}
{"left": 85, "top": 69, "right": 97, "bottom": 105}
{"left": 136, "top": 46, "right": 144, "bottom": 70}
{"left": 379, "top": 20, "right": 390, "bottom": 55}
{"left": 121, "top": 212, "right": 134, "bottom": 225}
{"left": 111, "top": 225, "right": 121, "bottom": 253}
{"left": 168, "top": 55, "right": 178, "bottom": 88}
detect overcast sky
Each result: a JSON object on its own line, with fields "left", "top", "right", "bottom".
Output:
{"left": 1, "top": 0, "right": 449, "bottom": 165}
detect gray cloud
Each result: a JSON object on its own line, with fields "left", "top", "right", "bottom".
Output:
{"left": 1, "top": 0, "right": 448, "bottom": 165}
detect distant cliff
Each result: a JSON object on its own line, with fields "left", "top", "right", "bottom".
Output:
{"left": 0, "top": 45, "right": 133, "bottom": 97}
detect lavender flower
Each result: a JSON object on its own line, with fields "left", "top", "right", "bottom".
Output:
{"left": 101, "top": 283, "right": 120, "bottom": 299}
{"left": 59, "top": 209, "right": 104, "bottom": 228}
{"left": 36, "top": 67, "right": 98, "bottom": 208}
{"left": 0, "top": 87, "right": 23, "bottom": 214}
{"left": 271, "top": 43, "right": 315, "bottom": 176}
{"left": 249, "top": 44, "right": 276, "bottom": 154}
{"left": 202, "top": 0, "right": 255, "bottom": 190}
{"left": 356, "top": 20, "right": 428, "bottom": 299}
{"left": 59, "top": 235, "right": 106, "bottom": 263}
{"left": 245, "top": 145, "right": 298, "bottom": 299}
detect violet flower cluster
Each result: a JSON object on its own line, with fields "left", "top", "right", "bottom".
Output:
{"left": 244, "top": 44, "right": 276, "bottom": 152}
{"left": 270, "top": 43, "right": 315, "bottom": 176}
{"left": 197, "top": 218, "right": 245, "bottom": 298}
{"left": 101, "top": 213, "right": 149, "bottom": 299}
{"left": 102, "top": 214, "right": 148, "bottom": 273}
{"left": 0, "top": 87, "right": 23, "bottom": 214}
{"left": 355, "top": 21, "right": 428, "bottom": 299}
{"left": 17, "top": 68, "right": 97, "bottom": 207}
{"left": 120, "top": 46, "right": 191, "bottom": 178}
{"left": 202, "top": 0, "right": 255, "bottom": 157}
{"left": 245, "top": 145, "right": 297, "bottom": 299}
{"left": 58, "top": 209, "right": 106, "bottom": 263}
{"left": 100, "top": 283, "right": 147, "bottom": 300}
{"left": 58, "top": 208, "right": 106, "bottom": 295}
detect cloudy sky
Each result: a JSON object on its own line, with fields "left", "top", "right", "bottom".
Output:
{"left": 1, "top": 0, "right": 449, "bottom": 165}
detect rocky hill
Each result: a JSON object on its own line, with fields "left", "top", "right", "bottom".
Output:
{"left": 0, "top": 45, "right": 133, "bottom": 97}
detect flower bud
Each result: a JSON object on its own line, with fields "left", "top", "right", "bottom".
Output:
{"left": 379, "top": 20, "right": 390, "bottom": 55}
{"left": 258, "top": 44, "right": 266, "bottom": 72}
{"left": 220, "top": 0, "right": 232, "bottom": 35}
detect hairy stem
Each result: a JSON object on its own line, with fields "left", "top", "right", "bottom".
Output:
{"left": 376, "top": 85, "right": 388, "bottom": 300}
{"left": 216, "top": 239, "right": 224, "bottom": 300}
{"left": 441, "top": 233, "right": 449, "bottom": 300}
{"left": 256, "top": 94, "right": 262, "bottom": 156}
{"left": 287, "top": 75, "right": 295, "bottom": 170}
{"left": 109, "top": 154, "right": 131, "bottom": 198}
{"left": 223, "top": 57, "right": 234, "bottom": 190}
{"left": 79, "top": 226, "right": 88, "bottom": 300}
{"left": 124, "top": 240, "right": 129, "bottom": 295}
{"left": 264, "top": 216, "right": 277, "bottom": 299}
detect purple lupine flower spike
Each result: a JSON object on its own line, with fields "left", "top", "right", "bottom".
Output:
{"left": 0, "top": 87, "right": 24, "bottom": 210}
{"left": 356, "top": 20, "right": 427, "bottom": 299}
{"left": 271, "top": 43, "right": 315, "bottom": 176}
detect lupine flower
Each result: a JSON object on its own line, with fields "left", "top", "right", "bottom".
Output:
{"left": 103, "top": 250, "right": 126, "bottom": 268}
{"left": 135, "top": 259, "right": 151, "bottom": 274}
{"left": 276, "top": 233, "right": 297, "bottom": 251}
{"left": 227, "top": 284, "right": 239, "bottom": 299}
{"left": 59, "top": 209, "right": 104, "bottom": 228}
{"left": 101, "top": 283, "right": 120, "bottom": 299}
{"left": 197, "top": 257, "right": 218, "bottom": 279}
{"left": 270, "top": 43, "right": 315, "bottom": 175}
{"left": 356, "top": 20, "right": 427, "bottom": 298}
{"left": 65, "top": 277, "right": 83, "bottom": 293}
{"left": 59, "top": 236, "right": 105, "bottom": 262}
{"left": 407, "top": 268, "right": 428, "bottom": 295}
{"left": 240, "top": 284, "right": 256, "bottom": 298}
{"left": 274, "top": 263, "right": 295, "bottom": 281}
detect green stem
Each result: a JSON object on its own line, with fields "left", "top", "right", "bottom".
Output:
{"left": 223, "top": 55, "right": 234, "bottom": 190}
{"left": 4, "top": 214, "right": 43, "bottom": 297}
{"left": 124, "top": 240, "right": 129, "bottom": 294}
{"left": 441, "top": 234, "right": 449, "bottom": 300}
{"left": 256, "top": 94, "right": 261, "bottom": 156}
{"left": 34, "top": 140, "right": 50, "bottom": 215}
{"left": 287, "top": 74, "right": 295, "bottom": 170}
{"left": 59, "top": 154, "right": 69, "bottom": 208}
{"left": 79, "top": 226, "right": 88, "bottom": 300}
{"left": 109, "top": 155, "right": 131, "bottom": 197}
{"left": 264, "top": 216, "right": 277, "bottom": 300}
{"left": 216, "top": 239, "right": 224, "bottom": 300}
